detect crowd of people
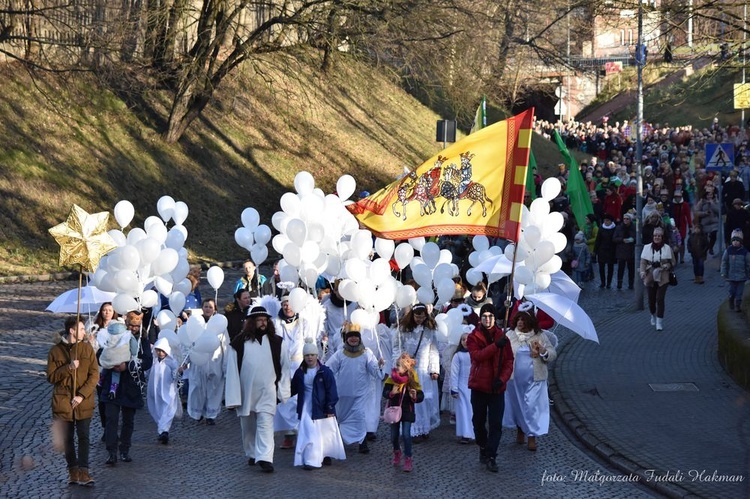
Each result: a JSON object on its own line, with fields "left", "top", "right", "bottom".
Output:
{"left": 47, "top": 117, "right": 750, "bottom": 486}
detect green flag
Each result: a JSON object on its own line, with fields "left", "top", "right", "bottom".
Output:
{"left": 470, "top": 96, "right": 487, "bottom": 134}
{"left": 526, "top": 149, "right": 537, "bottom": 200}
{"left": 554, "top": 130, "right": 593, "bottom": 230}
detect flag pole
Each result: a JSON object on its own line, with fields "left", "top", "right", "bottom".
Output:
{"left": 503, "top": 243, "right": 520, "bottom": 331}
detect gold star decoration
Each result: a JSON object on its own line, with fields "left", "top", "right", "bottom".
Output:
{"left": 48, "top": 204, "right": 118, "bottom": 272}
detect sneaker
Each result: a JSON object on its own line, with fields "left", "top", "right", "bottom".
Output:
{"left": 68, "top": 467, "right": 80, "bottom": 485}
{"left": 392, "top": 450, "right": 402, "bottom": 466}
{"left": 322, "top": 457, "right": 332, "bottom": 466}
{"left": 105, "top": 452, "right": 117, "bottom": 466}
{"left": 258, "top": 461, "right": 274, "bottom": 473}
{"left": 486, "top": 457, "right": 498, "bottom": 473}
{"left": 280, "top": 437, "right": 294, "bottom": 449}
{"left": 358, "top": 442, "right": 370, "bottom": 454}
{"left": 403, "top": 456, "right": 413, "bottom": 472}
{"left": 119, "top": 452, "right": 132, "bottom": 463}
{"left": 158, "top": 432, "right": 169, "bottom": 445}
{"left": 77, "top": 468, "right": 95, "bottom": 486}
{"left": 449, "top": 414, "right": 456, "bottom": 425}
{"left": 206, "top": 418, "right": 216, "bottom": 426}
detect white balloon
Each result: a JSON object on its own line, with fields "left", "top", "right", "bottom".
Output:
{"left": 174, "top": 278, "right": 192, "bottom": 296}
{"left": 543, "top": 211, "right": 565, "bottom": 236}
{"left": 534, "top": 272, "right": 552, "bottom": 291}
{"left": 466, "top": 268, "right": 482, "bottom": 286}
{"left": 472, "top": 235, "right": 490, "bottom": 252}
{"left": 154, "top": 275, "right": 174, "bottom": 296}
{"left": 193, "top": 331, "right": 220, "bottom": 354}
{"left": 157, "top": 309, "right": 176, "bottom": 328}
{"left": 117, "top": 245, "right": 140, "bottom": 272}
{"left": 152, "top": 248, "right": 179, "bottom": 276}
{"left": 530, "top": 198, "right": 550, "bottom": 221}
{"left": 541, "top": 177, "right": 562, "bottom": 201}
{"left": 271, "top": 211, "right": 288, "bottom": 232}
{"left": 432, "top": 262, "right": 454, "bottom": 283}
{"left": 299, "top": 264, "right": 318, "bottom": 288}
{"left": 206, "top": 314, "right": 228, "bottom": 335}
{"left": 286, "top": 218, "right": 307, "bottom": 246}
{"left": 421, "top": 242, "right": 440, "bottom": 269}
{"left": 234, "top": 227, "right": 254, "bottom": 250}
{"left": 374, "top": 238, "right": 395, "bottom": 260}
{"left": 412, "top": 263, "right": 433, "bottom": 288}
{"left": 369, "top": 258, "right": 392, "bottom": 286}
{"left": 255, "top": 225, "right": 272, "bottom": 246}
{"left": 287, "top": 288, "right": 307, "bottom": 313}
{"left": 436, "top": 278, "right": 456, "bottom": 304}
{"left": 143, "top": 215, "right": 164, "bottom": 234}
{"left": 114, "top": 200, "right": 135, "bottom": 229}
{"left": 523, "top": 225, "right": 542, "bottom": 248}
{"left": 438, "top": 249, "right": 453, "bottom": 265}
{"left": 158, "top": 329, "right": 180, "bottom": 350}
{"left": 350, "top": 309, "right": 370, "bottom": 329}
{"left": 534, "top": 241, "right": 556, "bottom": 266}
{"left": 549, "top": 232, "right": 568, "bottom": 253}
{"left": 345, "top": 259, "right": 367, "bottom": 282}
{"left": 207, "top": 266, "right": 225, "bottom": 290}
{"left": 145, "top": 221, "right": 167, "bottom": 245}
{"left": 355, "top": 278, "right": 377, "bottom": 307}
{"left": 241, "top": 208, "right": 260, "bottom": 231}
{"left": 157, "top": 196, "right": 176, "bottom": 222}
{"left": 171, "top": 258, "right": 190, "bottom": 282}
{"left": 514, "top": 266, "right": 534, "bottom": 285}
{"left": 272, "top": 234, "right": 291, "bottom": 254}
{"left": 294, "top": 171, "right": 316, "bottom": 195}
{"left": 435, "top": 314, "right": 449, "bottom": 342}
{"left": 336, "top": 174, "right": 356, "bottom": 200}
{"left": 279, "top": 263, "right": 298, "bottom": 284}
{"left": 169, "top": 291, "right": 186, "bottom": 315}
{"left": 537, "top": 255, "right": 563, "bottom": 274}
{"left": 280, "top": 192, "right": 301, "bottom": 216}
{"left": 325, "top": 255, "right": 341, "bottom": 276}
{"left": 468, "top": 251, "right": 481, "bottom": 268}
{"left": 338, "top": 279, "right": 358, "bottom": 302}
{"left": 395, "top": 285, "right": 417, "bottom": 308}
{"left": 394, "top": 243, "right": 414, "bottom": 270}
{"left": 283, "top": 243, "right": 302, "bottom": 267}
{"left": 126, "top": 228, "right": 147, "bottom": 246}
{"left": 251, "top": 245, "right": 269, "bottom": 265}
{"left": 408, "top": 237, "right": 426, "bottom": 251}
{"left": 416, "top": 286, "right": 435, "bottom": 305}
{"left": 351, "top": 230, "right": 373, "bottom": 260}
{"left": 307, "top": 222, "right": 325, "bottom": 243}
{"left": 107, "top": 229, "right": 127, "bottom": 248}
{"left": 478, "top": 249, "right": 494, "bottom": 263}
{"left": 113, "top": 293, "right": 139, "bottom": 315}
{"left": 300, "top": 194, "right": 325, "bottom": 222}
{"left": 172, "top": 201, "right": 189, "bottom": 225}
{"left": 114, "top": 270, "right": 139, "bottom": 294}
{"left": 140, "top": 289, "right": 159, "bottom": 308}
{"left": 185, "top": 314, "right": 206, "bottom": 343}
{"left": 189, "top": 351, "right": 210, "bottom": 366}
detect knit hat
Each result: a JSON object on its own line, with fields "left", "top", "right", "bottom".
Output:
{"left": 732, "top": 229, "right": 744, "bottom": 241}
{"left": 154, "top": 337, "right": 171, "bottom": 357}
{"left": 733, "top": 198, "right": 744, "bottom": 207}
{"left": 479, "top": 303, "right": 496, "bottom": 318}
{"left": 108, "top": 320, "right": 126, "bottom": 336}
{"left": 574, "top": 231, "right": 585, "bottom": 242}
{"left": 302, "top": 337, "right": 318, "bottom": 356}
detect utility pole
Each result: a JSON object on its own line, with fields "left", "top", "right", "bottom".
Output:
{"left": 743, "top": 2, "right": 747, "bottom": 131}
{"left": 634, "top": 0, "right": 645, "bottom": 310}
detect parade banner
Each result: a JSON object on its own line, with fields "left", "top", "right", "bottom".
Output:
{"left": 348, "top": 109, "right": 534, "bottom": 241}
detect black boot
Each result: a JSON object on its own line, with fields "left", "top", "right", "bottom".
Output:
{"left": 105, "top": 452, "right": 117, "bottom": 466}
{"left": 479, "top": 446, "right": 488, "bottom": 464}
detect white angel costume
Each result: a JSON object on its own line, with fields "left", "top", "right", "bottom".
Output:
{"left": 187, "top": 328, "right": 228, "bottom": 421}
{"left": 449, "top": 349, "right": 474, "bottom": 439}
{"left": 358, "top": 323, "right": 389, "bottom": 433}
{"left": 320, "top": 295, "right": 357, "bottom": 361}
{"left": 391, "top": 324, "right": 440, "bottom": 436}
{"left": 273, "top": 313, "right": 316, "bottom": 432}
{"left": 147, "top": 338, "right": 182, "bottom": 434}
{"left": 325, "top": 345, "right": 382, "bottom": 445}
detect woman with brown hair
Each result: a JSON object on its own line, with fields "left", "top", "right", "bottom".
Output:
{"left": 391, "top": 303, "right": 440, "bottom": 442}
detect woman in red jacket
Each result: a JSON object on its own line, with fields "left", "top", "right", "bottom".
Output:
{"left": 466, "top": 304, "right": 514, "bottom": 473}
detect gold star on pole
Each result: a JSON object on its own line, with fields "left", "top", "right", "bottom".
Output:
{"left": 48, "top": 204, "right": 118, "bottom": 273}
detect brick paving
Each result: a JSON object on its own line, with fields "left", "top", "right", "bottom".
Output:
{"left": 8, "top": 264, "right": 731, "bottom": 498}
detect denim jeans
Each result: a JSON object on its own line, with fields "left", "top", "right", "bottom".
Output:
{"left": 729, "top": 281, "right": 746, "bottom": 302}
{"left": 470, "top": 390, "right": 504, "bottom": 459}
{"left": 692, "top": 257, "right": 705, "bottom": 277}
{"left": 63, "top": 418, "right": 91, "bottom": 469}
{"left": 390, "top": 421, "right": 413, "bottom": 457}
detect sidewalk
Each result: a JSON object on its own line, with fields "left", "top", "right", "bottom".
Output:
{"left": 550, "top": 253, "right": 750, "bottom": 498}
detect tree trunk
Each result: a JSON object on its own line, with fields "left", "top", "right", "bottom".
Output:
{"left": 164, "top": 84, "right": 213, "bottom": 143}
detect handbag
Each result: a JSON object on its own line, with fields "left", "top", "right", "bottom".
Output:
{"left": 669, "top": 271, "right": 678, "bottom": 286}
{"left": 383, "top": 386, "right": 406, "bottom": 424}
{"left": 570, "top": 246, "right": 584, "bottom": 269}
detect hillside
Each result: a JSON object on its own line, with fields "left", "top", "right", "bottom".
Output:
{"left": 0, "top": 52, "right": 579, "bottom": 277}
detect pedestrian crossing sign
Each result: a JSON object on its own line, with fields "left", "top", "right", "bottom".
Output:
{"left": 705, "top": 143, "right": 734, "bottom": 171}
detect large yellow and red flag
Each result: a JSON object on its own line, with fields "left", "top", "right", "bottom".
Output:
{"left": 348, "top": 109, "right": 534, "bottom": 241}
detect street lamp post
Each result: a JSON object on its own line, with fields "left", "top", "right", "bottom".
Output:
{"left": 634, "top": 1, "right": 645, "bottom": 310}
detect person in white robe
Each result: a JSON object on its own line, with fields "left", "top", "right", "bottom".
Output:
{"left": 273, "top": 295, "right": 315, "bottom": 447}
{"left": 147, "top": 338, "right": 181, "bottom": 444}
{"left": 391, "top": 303, "right": 440, "bottom": 439}
{"left": 325, "top": 323, "right": 383, "bottom": 454}
{"left": 225, "top": 306, "right": 291, "bottom": 473}
{"left": 292, "top": 338, "right": 346, "bottom": 469}
{"left": 502, "top": 307, "right": 557, "bottom": 452}
{"left": 187, "top": 299, "right": 227, "bottom": 424}
{"left": 449, "top": 333, "right": 474, "bottom": 442}
{"left": 319, "top": 281, "right": 357, "bottom": 361}
{"left": 358, "top": 320, "right": 389, "bottom": 440}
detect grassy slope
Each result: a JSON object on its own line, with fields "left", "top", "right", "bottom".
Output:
{"left": 0, "top": 52, "right": 587, "bottom": 277}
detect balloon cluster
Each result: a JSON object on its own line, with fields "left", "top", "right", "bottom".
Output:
{"left": 234, "top": 207, "right": 272, "bottom": 266}
{"left": 93, "top": 197, "right": 225, "bottom": 333}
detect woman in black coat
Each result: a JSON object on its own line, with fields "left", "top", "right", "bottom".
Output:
{"left": 594, "top": 213, "right": 618, "bottom": 288}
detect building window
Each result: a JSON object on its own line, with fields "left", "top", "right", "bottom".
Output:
{"left": 620, "top": 30, "right": 625, "bottom": 46}
{"left": 628, "top": 29, "right": 633, "bottom": 45}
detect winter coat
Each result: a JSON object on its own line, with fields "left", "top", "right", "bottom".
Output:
{"left": 466, "top": 325, "right": 514, "bottom": 394}
{"left": 639, "top": 243, "right": 675, "bottom": 287}
{"left": 506, "top": 330, "right": 558, "bottom": 382}
{"left": 694, "top": 198, "right": 720, "bottom": 233}
{"left": 47, "top": 335, "right": 99, "bottom": 421}
{"left": 570, "top": 242, "right": 592, "bottom": 272}
{"left": 98, "top": 333, "right": 153, "bottom": 409}
{"left": 291, "top": 362, "right": 338, "bottom": 420}
{"left": 721, "top": 245, "right": 750, "bottom": 281}
{"left": 688, "top": 231, "right": 709, "bottom": 259}
{"left": 382, "top": 374, "right": 424, "bottom": 423}
{"left": 594, "top": 223, "right": 617, "bottom": 264}
{"left": 613, "top": 221, "right": 636, "bottom": 261}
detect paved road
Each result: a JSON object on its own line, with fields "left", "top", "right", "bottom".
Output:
{"left": 3, "top": 256, "right": 742, "bottom": 498}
